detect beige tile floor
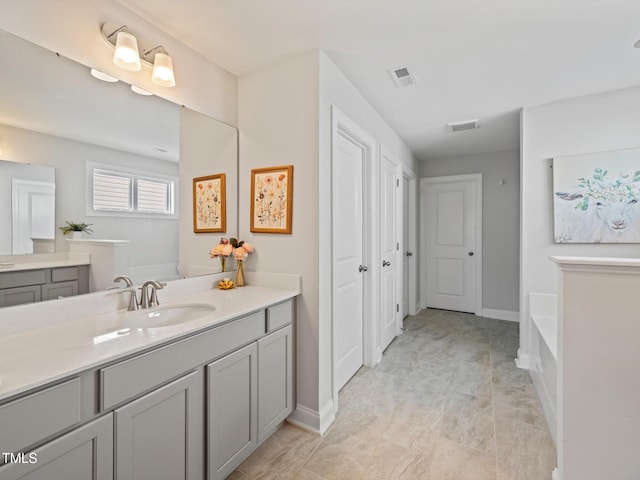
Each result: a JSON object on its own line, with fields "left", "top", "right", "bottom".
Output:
{"left": 232, "top": 308, "right": 557, "bottom": 480}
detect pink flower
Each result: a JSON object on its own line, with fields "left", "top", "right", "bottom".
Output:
{"left": 220, "top": 237, "right": 229, "bottom": 244}
{"left": 234, "top": 247, "right": 248, "bottom": 260}
{"left": 210, "top": 244, "right": 225, "bottom": 257}
{"left": 222, "top": 244, "right": 233, "bottom": 256}
{"left": 242, "top": 242, "right": 255, "bottom": 253}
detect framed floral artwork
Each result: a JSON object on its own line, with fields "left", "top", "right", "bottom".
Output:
{"left": 193, "top": 173, "right": 226, "bottom": 233}
{"left": 250, "top": 165, "right": 293, "bottom": 234}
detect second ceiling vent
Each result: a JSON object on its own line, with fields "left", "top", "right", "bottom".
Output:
{"left": 388, "top": 65, "right": 417, "bottom": 88}
{"left": 446, "top": 119, "right": 480, "bottom": 132}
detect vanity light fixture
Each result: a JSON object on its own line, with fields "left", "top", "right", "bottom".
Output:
{"left": 100, "top": 23, "right": 176, "bottom": 87}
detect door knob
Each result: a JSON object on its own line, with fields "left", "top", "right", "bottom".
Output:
{"left": 358, "top": 265, "right": 368, "bottom": 272}
{"left": 382, "top": 260, "right": 391, "bottom": 267}
{"left": 468, "top": 251, "right": 474, "bottom": 256}
{"left": 405, "top": 251, "right": 413, "bottom": 257}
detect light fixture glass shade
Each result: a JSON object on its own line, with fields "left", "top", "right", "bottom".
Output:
{"left": 151, "top": 52, "right": 176, "bottom": 87}
{"left": 113, "top": 31, "right": 141, "bottom": 71}
{"left": 90, "top": 68, "right": 119, "bottom": 83}
{"left": 131, "top": 85, "right": 154, "bottom": 96}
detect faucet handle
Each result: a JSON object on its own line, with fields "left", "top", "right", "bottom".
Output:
{"left": 117, "top": 287, "right": 139, "bottom": 311}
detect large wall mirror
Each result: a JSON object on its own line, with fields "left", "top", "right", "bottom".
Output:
{"left": 0, "top": 29, "right": 238, "bottom": 294}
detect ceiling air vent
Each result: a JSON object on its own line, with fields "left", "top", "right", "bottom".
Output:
{"left": 446, "top": 119, "right": 479, "bottom": 132}
{"left": 388, "top": 65, "right": 417, "bottom": 88}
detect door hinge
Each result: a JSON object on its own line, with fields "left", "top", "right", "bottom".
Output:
{"left": 396, "top": 179, "right": 399, "bottom": 187}
{"left": 396, "top": 242, "right": 399, "bottom": 250}
{"left": 396, "top": 304, "right": 399, "bottom": 312}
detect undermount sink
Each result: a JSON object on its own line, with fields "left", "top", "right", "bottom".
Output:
{"left": 124, "top": 304, "right": 216, "bottom": 329}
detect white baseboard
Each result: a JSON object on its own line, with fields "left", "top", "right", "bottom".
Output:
{"left": 481, "top": 308, "right": 519, "bottom": 322}
{"left": 552, "top": 467, "right": 560, "bottom": 480}
{"left": 515, "top": 349, "right": 532, "bottom": 370}
{"left": 287, "top": 400, "right": 335, "bottom": 435}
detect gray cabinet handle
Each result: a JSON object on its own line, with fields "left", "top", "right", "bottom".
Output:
{"left": 405, "top": 252, "right": 413, "bottom": 257}
{"left": 468, "top": 251, "right": 474, "bottom": 256}
{"left": 358, "top": 265, "right": 368, "bottom": 273}
{"left": 382, "top": 260, "right": 391, "bottom": 267}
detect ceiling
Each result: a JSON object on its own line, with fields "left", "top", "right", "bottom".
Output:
{"left": 118, "top": 0, "right": 640, "bottom": 161}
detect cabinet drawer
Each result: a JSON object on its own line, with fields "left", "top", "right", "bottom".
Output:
{"left": 51, "top": 267, "right": 79, "bottom": 283}
{"left": 0, "top": 378, "right": 81, "bottom": 455}
{"left": 266, "top": 300, "right": 293, "bottom": 332}
{"left": 42, "top": 281, "right": 78, "bottom": 300}
{"left": 100, "top": 310, "right": 266, "bottom": 410}
{"left": 0, "top": 285, "right": 41, "bottom": 307}
{"left": 0, "top": 270, "right": 46, "bottom": 289}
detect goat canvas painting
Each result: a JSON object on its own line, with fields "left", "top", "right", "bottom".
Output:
{"left": 553, "top": 148, "right": 640, "bottom": 243}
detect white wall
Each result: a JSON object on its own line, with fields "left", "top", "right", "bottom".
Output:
{"left": 0, "top": 0, "right": 237, "bottom": 126}
{"left": 239, "top": 50, "right": 416, "bottom": 432}
{"left": 0, "top": 123, "right": 178, "bottom": 271}
{"left": 419, "top": 150, "right": 520, "bottom": 314}
{"left": 238, "top": 51, "right": 321, "bottom": 424}
{"left": 520, "top": 85, "right": 640, "bottom": 366}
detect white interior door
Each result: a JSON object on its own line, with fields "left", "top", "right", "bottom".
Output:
{"left": 12, "top": 179, "right": 55, "bottom": 255}
{"left": 379, "top": 149, "right": 398, "bottom": 352}
{"left": 402, "top": 176, "right": 410, "bottom": 318}
{"left": 333, "top": 129, "right": 365, "bottom": 391}
{"left": 424, "top": 175, "right": 481, "bottom": 314}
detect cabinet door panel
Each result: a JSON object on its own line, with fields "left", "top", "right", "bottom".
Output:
{"left": 0, "top": 285, "right": 41, "bottom": 307}
{"left": 258, "top": 325, "right": 293, "bottom": 442}
{"left": 115, "top": 370, "right": 203, "bottom": 480}
{"left": 41, "top": 281, "right": 78, "bottom": 300}
{"left": 0, "top": 414, "right": 112, "bottom": 480}
{"left": 207, "top": 342, "right": 258, "bottom": 480}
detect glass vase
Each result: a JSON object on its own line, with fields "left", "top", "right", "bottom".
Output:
{"left": 235, "top": 259, "right": 245, "bottom": 287}
{"left": 220, "top": 256, "right": 226, "bottom": 272}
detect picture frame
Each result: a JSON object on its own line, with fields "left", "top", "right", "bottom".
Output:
{"left": 250, "top": 165, "right": 293, "bottom": 234}
{"left": 553, "top": 147, "right": 640, "bottom": 243}
{"left": 193, "top": 173, "right": 226, "bottom": 233}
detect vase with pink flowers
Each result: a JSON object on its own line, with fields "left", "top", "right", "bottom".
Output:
{"left": 229, "top": 238, "right": 254, "bottom": 287}
{"left": 209, "top": 237, "right": 233, "bottom": 272}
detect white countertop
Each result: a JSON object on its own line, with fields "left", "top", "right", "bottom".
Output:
{"left": 0, "top": 252, "right": 91, "bottom": 273}
{"left": 0, "top": 282, "right": 299, "bottom": 402}
{"left": 0, "top": 258, "right": 91, "bottom": 272}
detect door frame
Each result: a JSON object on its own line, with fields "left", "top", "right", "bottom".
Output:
{"left": 402, "top": 166, "right": 418, "bottom": 317}
{"left": 419, "top": 174, "right": 483, "bottom": 315}
{"left": 330, "top": 107, "right": 377, "bottom": 414}
{"left": 379, "top": 146, "right": 402, "bottom": 350}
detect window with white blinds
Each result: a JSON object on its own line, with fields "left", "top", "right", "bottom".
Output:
{"left": 91, "top": 168, "right": 174, "bottom": 215}
{"left": 93, "top": 170, "right": 133, "bottom": 211}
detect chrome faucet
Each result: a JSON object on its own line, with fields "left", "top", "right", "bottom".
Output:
{"left": 114, "top": 276, "right": 139, "bottom": 311}
{"left": 140, "top": 281, "right": 166, "bottom": 309}
{"left": 113, "top": 275, "right": 133, "bottom": 288}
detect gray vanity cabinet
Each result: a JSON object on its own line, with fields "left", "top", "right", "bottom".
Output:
{"left": 0, "top": 297, "right": 296, "bottom": 480}
{"left": 0, "top": 414, "right": 113, "bottom": 480}
{"left": 258, "top": 324, "right": 293, "bottom": 443}
{"left": 0, "top": 266, "right": 88, "bottom": 306}
{"left": 114, "top": 370, "right": 203, "bottom": 480}
{"left": 207, "top": 342, "right": 258, "bottom": 480}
